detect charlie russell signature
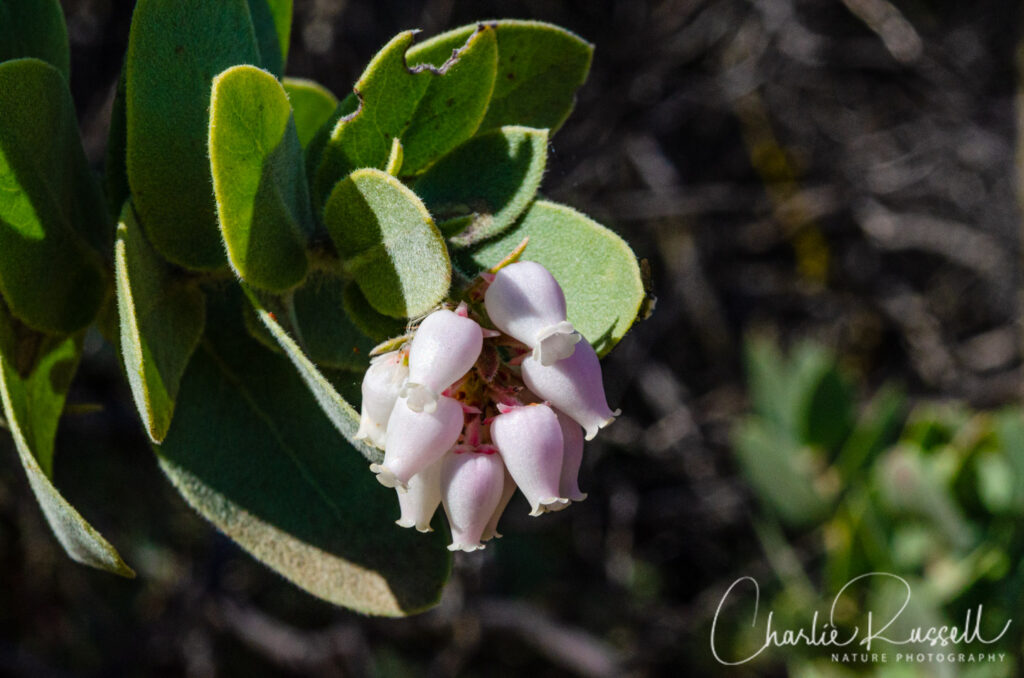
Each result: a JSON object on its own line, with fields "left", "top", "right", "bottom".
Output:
{"left": 710, "top": 572, "right": 1012, "bottom": 666}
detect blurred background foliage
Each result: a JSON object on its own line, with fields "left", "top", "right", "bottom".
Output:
{"left": 0, "top": 0, "right": 1021, "bottom": 676}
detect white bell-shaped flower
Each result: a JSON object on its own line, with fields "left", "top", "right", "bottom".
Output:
{"left": 441, "top": 451, "right": 506, "bottom": 552}
{"left": 481, "top": 467, "right": 517, "bottom": 541}
{"left": 556, "top": 410, "right": 587, "bottom": 502}
{"left": 484, "top": 261, "right": 581, "bottom": 366}
{"left": 490, "top": 404, "right": 569, "bottom": 516}
{"left": 354, "top": 351, "right": 409, "bottom": 449}
{"left": 403, "top": 309, "right": 483, "bottom": 413}
{"left": 396, "top": 459, "right": 443, "bottom": 532}
{"left": 521, "top": 339, "right": 619, "bottom": 440}
{"left": 371, "top": 395, "right": 463, "bottom": 490}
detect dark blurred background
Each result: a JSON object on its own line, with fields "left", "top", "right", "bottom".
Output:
{"left": 1, "top": 0, "right": 1022, "bottom": 676}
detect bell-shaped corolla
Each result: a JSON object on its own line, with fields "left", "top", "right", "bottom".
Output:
{"left": 441, "top": 450, "right": 506, "bottom": 552}
{"left": 556, "top": 410, "right": 587, "bottom": 502}
{"left": 481, "top": 467, "right": 517, "bottom": 541}
{"left": 484, "top": 261, "right": 580, "bottom": 366}
{"left": 403, "top": 309, "right": 483, "bottom": 413}
{"left": 370, "top": 395, "right": 464, "bottom": 491}
{"left": 521, "top": 339, "right": 619, "bottom": 440}
{"left": 355, "top": 351, "right": 409, "bottom": 449}
{"left": 490, "top": 404, "right": 568, "bottom": 516}
{"left": 396, "top": 459, "right": 443, "bottom": 532}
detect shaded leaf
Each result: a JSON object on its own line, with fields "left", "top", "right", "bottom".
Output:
{"left": 797, "top": 359, "right": 854, "bottom": 451}
{"left": 324, "top": 168, "right": 450, "bottom": 318}
{"left": 291, "top": 273, "right": 375, "bottom": 371}
{"left": 460, "top": 200, "right": 643, "bottom": 356}
{"left": 210, "top": 65, "right": 312, "bottom": 292}
{"left": 156, "top": 290, "right": 449, "bottom": 614}
{"left": 115, "top": 204, "right": 205, "bottom": 443}
{"left": 125, "top": 0, "right": 261, "bottom": 269}
{"left": 283, "top": 77, "right": 338, "bottom": 148}
{"left": 0, "top": 58, "right": 108, "bottom": 333}
{"left": 0, "top": 0, "right": 70, "bottom": 80}
{"left": 104, "top": 66, "right": 130, "bottom": 221}
{"left": 415, "top": 126, "right": 547, "bottom": 246}
{"left": 0, "top": 328, "right": 133, "bottom": 577}
{"left": 246, "top": 0, "right": 291, "bottom": 77}
{"left": 342, "top": 282, "right": 406, "bottom": 342}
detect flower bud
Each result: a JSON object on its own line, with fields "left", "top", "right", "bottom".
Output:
{"left": 396, "top": 459, "right": 442, "bottom": 532}
{"left": 441, "top": 450, "right": 506, "bottom": 552}
{"left": 481, "top": 467, "right": 517, "bottom": 541}
{"left": 556, "top": 410, "right": 587, "bottom": 502}
{"left": 403, "top": 309, "right": 483, "bottom": 413}
{"left": 490, "top": 404, "right": 568, "bottom": 515}
{"left": 354, "top": 351, "right": 408, "bottom": 449}
{"left": 521, "top": 339, "right": 619, "bottom": 440}
{"left": 371, "top": 395, "right": 463, "bottom": 490}
{"left": 484, "top": 261, "right": 580, "bottom": 366}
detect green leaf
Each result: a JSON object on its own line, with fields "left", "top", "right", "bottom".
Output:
{"left": 115, "top": 204, "right": 205, "bottom": 443}
{"left": 342, "top": 282, "right": 407, "bottom": 342}
{"left": 414, "top": 126, "right": 547, "bottom": 245}
{"left": 460, "top": 200, "right": 643, "bottom": 356}
{"left": 246, "top": 0, "right": 291, "bottom": 77}
{"left": 0, "top": 58, "right": 109, "bottom": 334}
{"left": 423, "top": 20, "right": 593, "bottom": 135}
{"left": 313, "top": 26, "right": 497, "bottom": 206}
{"left": 104, "top": 67, "right": 130, "bottom": 221}
{"left": 0, "top": 296, "right": 47, "bottom": 378}
{"left": 324, "top": 168, "right": 450, "bottom": 318}
{"left": 796, "top": 358, "right": 854, "bottom": 451}
{"left": 291, "top": 273, "right": 375, "bottom": 371}
{"left": 0, "top": 0, "right": 70, "bottom": 81}
{"left": 283, "top": 77, "right": 338, "bottom": 148}
{"left": 125, "top": 0, "right": 261, "bottom": 270}
{"left": 0, "top": 329, "right": 134, "bottom": 577}
{"left": 210, "top": 65, "right": 313, "bottom": 292}
{"left": 157, "top": 290, "right": 449, "bottom": 614}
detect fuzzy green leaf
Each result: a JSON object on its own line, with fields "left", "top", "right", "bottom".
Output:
{"left": 246, "top": 0, "right": 291, "bottom": 77}
{"left": 415, "top": 126, "right": 547, "bottom": 245}
{"left": 460, "top": 200, "right": 643, "bottom": 356}
{"left": 0, "top": 327, "right": 134, "bottom": 577}
{"left": 125, "top": 0, "right": 261, "bottom": 270}
{"left": 157, "top": 290, "right": 449, "bottom": 614}
{"left": 115, "top": 205, "right": 205, "bottom": 443}
{"left": 0, "top": 0, "right": 70, "bottom": 80}
{"left": 104, "top": 67, "right": 130, "bottom": 221}
{"left": 210, "top": 65, "right": 313, "bottom": 292}
{"left": 0, "top": 58, "right": 108, "bottom": 334}
{"left": 291, "top": 273, "right": 376, "bottom": 371}
{"left": 283, "top": 77, "right": 338, "bottom": 148}
{"left": 342, "top": 282, "right": 407, "bottom": 342}
{"left": 324, "top": 168, "right": 450, "bottom": 318}
{"left": 313, "top": 26, "right": 497, "bottom": 206}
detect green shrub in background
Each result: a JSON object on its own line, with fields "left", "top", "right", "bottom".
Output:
{"left": 730, "top": 337, "right": 1024, "bottom": 677}
{"left": 0, "top": 0, "right": 648, "bottom": 616}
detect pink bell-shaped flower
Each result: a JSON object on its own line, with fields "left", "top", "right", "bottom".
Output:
{"left": 556, "top": 410, "right": 587, "bottom": 502}
{"left": 355, "top": 351, "right": 408, "bottom": 449}
{"left": 403, "top": 309, "right": 483, "bottom": 413}
{"left": 396, "top": 459, "right": 442, "bottom": 532}
{"left": 484, "top": 261, "right": 581, "bottom": 366}
{"left": 371, "top": 395, "right": 464, "bottom": 490}
{"left": 490, "top": 404, "right": 569, "bottom": 516}
{"left": 441, "top": 450, "right": 506, "bottom": 552}
{"left": 521, "top": 339, "right": 619, "bottom": 440}
{"left": 481, "top": 467, "right": 517, "bottom": 541}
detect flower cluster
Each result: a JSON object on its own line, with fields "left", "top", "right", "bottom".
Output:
{"left": 357, "top": 261, "right": 619, "bottom": 552}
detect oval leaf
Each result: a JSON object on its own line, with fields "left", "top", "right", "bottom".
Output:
{"left": 0, "top": 58, "right": 108, "bottom": 334}
{"left": 283, "top": 77, "right": 338, "bottom": 148}
{"left": 158, "top": 290, "right": 449, "bottom": 614}
{"left": 291, "top": 273, "right": 375, "bottom": 371}
{"left": 210, "top": 65, "right": 313, "bottom": 292}
{"left": 0, "top": 0, "right": 70, "bottom": 80}
{"left": 414, "top": 125, "right": 548, "bottom": 245}
{"left": 115, "top": 204, "right": 206, "bottom": 443}
{"left": 460, "top": 200, "right": 643, "bottom": 356}
{"left": 125, "top": 0, "right": 261, "bottom": 269}
{"left": 324, "top": 168, "right": 450, "bottom": 318}
{"left": 0, "top": 327, "right": 133, "bottom": 577}
{"left": 342, "top": 282, "right": 407, "bottom": 342}
{"left": 246, "top": 0, "right": 291, "bottom": 77}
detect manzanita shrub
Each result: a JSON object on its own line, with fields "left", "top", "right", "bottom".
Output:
{"left": 0, "top": 0, "right": 647, "bottom": 616}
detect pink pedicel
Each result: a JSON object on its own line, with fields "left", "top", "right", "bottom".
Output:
{"left": 354, "top": 350, "right": 408, "bottom": 449}
{"left": 521, "top": 339, "right": 620, "bottom": 440}
{"left": 441, "top": 450, "right": 507, "bottom": 552}
{"left": 371, "top": 394, "right": 464, "bottom": 491}
{"left": 484, "top": 261, "right": 581, "bottom": 366}
{"left": 490, "top": 404, "right": 569, "bottom": 516}
{"left": 402, "top": 309, "right": 483, "bottom": 413}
